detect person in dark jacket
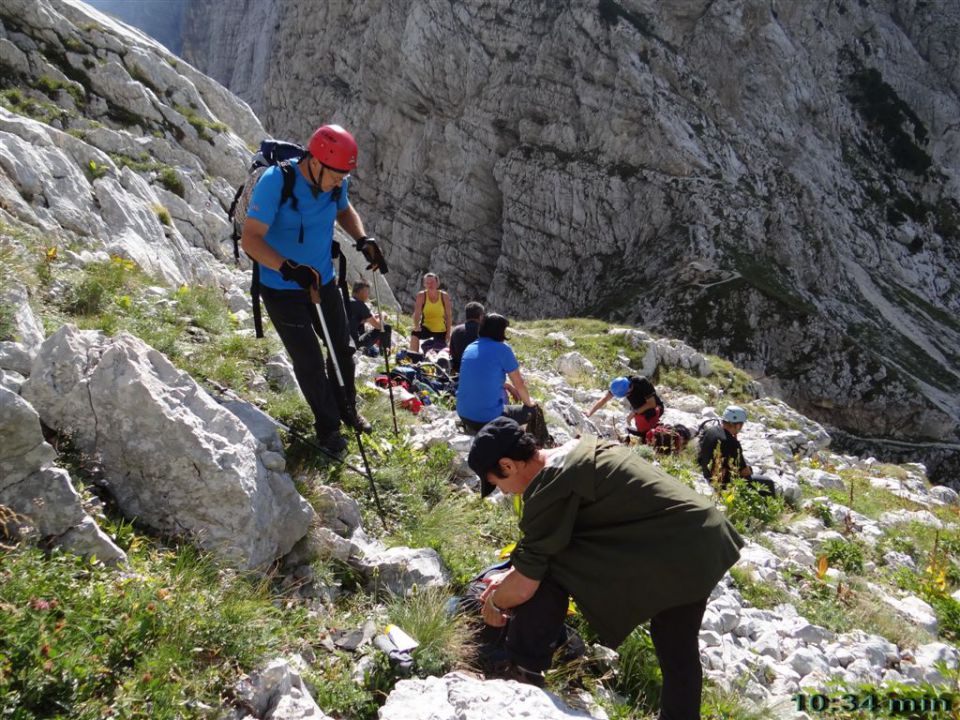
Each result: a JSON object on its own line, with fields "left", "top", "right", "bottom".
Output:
{"left": 697, "top": 405, "right": 776, "bottom": 497}
{"left": 449, "top": 301, "right": 484, "bottom": 374}
{"left": 468, "top": 418, "right": 744, "bottom": 718}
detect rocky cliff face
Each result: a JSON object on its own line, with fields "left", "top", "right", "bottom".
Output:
{"left": 0, "top": 0, "right": 399, "bottom": 322}
{"left": 179, "top": 0, "right": 960, "bottom": 479}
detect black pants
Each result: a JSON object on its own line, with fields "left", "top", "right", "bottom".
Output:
{"left": 356, "top": 328, "right": 381, "bottom": 349}
{"left": 460, "top": 404, "right": 535, "bottom": 434}
{"left": 504, "top": 576, "right": 709, "bottom": 720}
{"left": 261, "top": 282, "right": 356, "bottom": 436}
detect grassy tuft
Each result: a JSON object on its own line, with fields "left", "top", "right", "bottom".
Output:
{"left": 158, "top": 166, "right": 185, "bottom": 198}
{"left": 385, "top": 586, "right": 476, "bottom": 676}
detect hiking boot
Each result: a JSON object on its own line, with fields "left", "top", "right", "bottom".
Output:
{"left": 316, "top": 430, "right": 348, "bottom": 457}
{"left": 486, "top": 660, "right": 545, "bottom": 688}
{"left": 346, "top": 412, "right": 373, "bottom": 434}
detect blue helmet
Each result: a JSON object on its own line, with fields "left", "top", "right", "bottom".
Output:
{"left": 610, "top": 377, "right": 631, "bottom": 398}
{"left": 722, "top": 405, "right": 747, "bottom": 424}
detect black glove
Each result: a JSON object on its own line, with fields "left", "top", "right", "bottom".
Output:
{"left": 279, "top": 259, "right": 319, "bottom": 291}
{"left": 355, "top": 236, "right": 389, "bottom": 274}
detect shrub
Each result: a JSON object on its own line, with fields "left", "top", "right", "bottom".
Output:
{"left": 85, "top": 159, "right": 108, "bottom": 181}
{"left": 62, "top": 257, "right": 136, "bottom": 316}
{"left": 820, "top": 537, "right": 866, "bottom": 574}
{"left": 720, "top": 477, "right": 786, "bottom": 533}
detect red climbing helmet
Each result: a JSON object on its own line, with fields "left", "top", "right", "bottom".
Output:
{"left": 307, "top": 124, "right": 358, "bottom": 172}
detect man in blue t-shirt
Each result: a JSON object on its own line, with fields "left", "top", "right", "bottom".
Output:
{"left": 455, "top": 313, "right": 537, "bottom": 433}
{"left": 241, "top": 124, "right": 388, "bottom": 454}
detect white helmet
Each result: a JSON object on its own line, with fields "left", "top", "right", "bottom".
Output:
{"left": 722, "top": 405, "right": 747, "bottom": 424}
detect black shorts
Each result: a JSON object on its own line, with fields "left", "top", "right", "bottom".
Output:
{"left": 411, "top": 329, "right": 446, "bottom": 343}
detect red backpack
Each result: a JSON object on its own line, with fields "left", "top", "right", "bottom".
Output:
{"left": 645, "top": 423, "right": 692, "bottom": 454}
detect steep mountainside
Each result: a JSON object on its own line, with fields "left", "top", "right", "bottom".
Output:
{"left": 179, "top": 0, "right": 960, "bottom": 480}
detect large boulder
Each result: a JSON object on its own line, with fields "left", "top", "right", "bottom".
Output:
{"left": 22, "top": 325, "right": 313, "bottom": 570}
{"left": 0, "top": 385, "right": 125, "bottom": 562}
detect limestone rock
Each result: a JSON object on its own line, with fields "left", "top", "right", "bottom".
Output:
{"left": 0, "top": 385, "right": 125, "bottom": 563}
{"left": 21, "top": 325, "right": 313, "bottom": 570}
{"left": 379, "top": 672, "right": 596, "bottom": 720}
{"left": 231, "top": 656, "right": 332, "bottom": 720}
{"left": 356, "top": 546, "right": 449, "bottom": 596}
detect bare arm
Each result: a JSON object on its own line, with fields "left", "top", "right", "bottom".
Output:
{"left": 478, "top": 567, "right": 541, "bottom": 627}
{"left": 240, "top": 217, "right": 285, "bottom": 270}
{"left": 507, "top": 368, "right": 534, "bottom": 406}
{"left": 585, "top": 390, "right": 614, "bottom": 418}
{"left": 366, "top": 313, "right": 383, "bottom": 330}
{"left": 411, "top": 292, "right": 425, "bottom": 330}
{"left": 443, "top": 292, "right": 453, "bottom": 341}
{"left": 336, "top": 202, "right": 366, "bottom": 240}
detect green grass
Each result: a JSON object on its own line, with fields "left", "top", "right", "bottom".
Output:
{"left": 0, "top": 541, "right": 315, "bottom": 719}
{"left": 158, "top": 166, "right": 185, "bottom": 198}
{"left": 384, "top": 586, "right": 476, "bottom": 676}
{"left": 153, "top": 203, "right": 172, "bottom": 226}
{"left": 730, "top": 567, "right": 788, "bottom": 609}
{"left": 0, "top": 88, "right": 73, "bottom": 125}
{"left": 34, "top": 74, "right": 85, "bottom": 106}
{"left": 173, "top": 104, "right": 228, "bottom": 143}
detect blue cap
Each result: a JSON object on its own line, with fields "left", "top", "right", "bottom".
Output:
{"left": 610, "top": 377, "right": 630, "bottom": 398}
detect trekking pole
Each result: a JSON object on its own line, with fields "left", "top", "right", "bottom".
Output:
{"left": 371, "top": 272, "right": 400, "bottom": 436}
{"left": 310, "top": 286, "right": 389, "bottom": 531}
{"left": 203, "top": 379, "right": 375, "bottom": 479}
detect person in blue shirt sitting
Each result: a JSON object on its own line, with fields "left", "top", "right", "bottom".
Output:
{"left": 456, "top": 313, "right": 538, "bottom": 434}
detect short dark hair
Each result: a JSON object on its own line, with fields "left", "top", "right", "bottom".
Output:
{"left": 465, "top": 301, "right": 485, "bottom": 321}
{"left": 478, "top": 313, "right": 509, "bottom": 342}
{"left": 489, "top": 433, "right": 539, "bottom": 478}
{"left": 352, "top": 280, "right": 370, "bottom": 295}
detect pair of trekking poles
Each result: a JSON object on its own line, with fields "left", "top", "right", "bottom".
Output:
{"left": 308, "top": 270, "right": 397, "bottom": 531}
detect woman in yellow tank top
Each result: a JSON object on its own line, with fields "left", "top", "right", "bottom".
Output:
{"left": 409, "top": 272, "right": 453, "bottom": 352}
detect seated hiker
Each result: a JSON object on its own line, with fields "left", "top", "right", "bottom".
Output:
{"left": 697, "top": 405, "right": 777, "bottom": 497}
{"left": 408, "top": 272, "right": 452, "bottom": 352}
{"left": 449, "top": 301, "right": 484, "bottom": 374}
{"left": 585, "top": 375, "right": 664, "bottom": 436}
{"left": 456, "top": 313, "right": 537, "bottom": 434}
{"left": 467, "top": 417, "right": 744, "bottom": 717}
{"left": 349, "top": 280, "right": 382, "bottom": 355}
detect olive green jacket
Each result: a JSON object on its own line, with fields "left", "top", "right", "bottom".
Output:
{"left": 511, "top": 435, "right": 743, "bottom": 647}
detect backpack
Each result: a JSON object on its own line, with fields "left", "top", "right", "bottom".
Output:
{"left": 227, "top": 139, "right": 346, "bottom": 338}
{"left": 644, "top": 423, "right": 691, "bottom": 454}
